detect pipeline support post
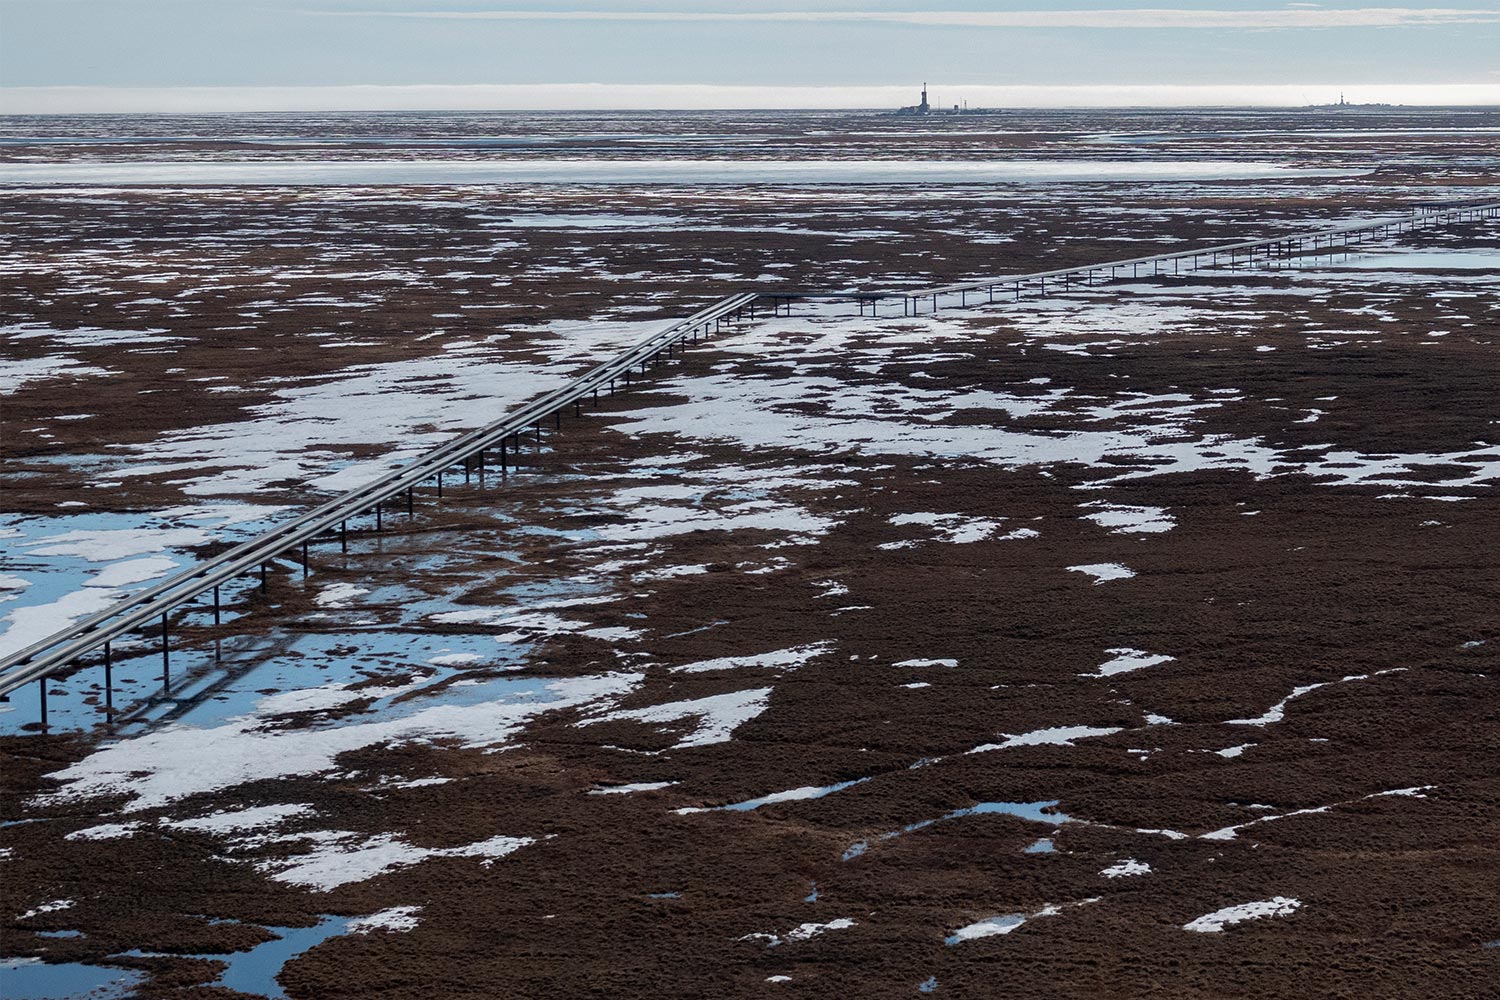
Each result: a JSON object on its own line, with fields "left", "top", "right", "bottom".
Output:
{"left": 104, "top": 640, "right": 113, "bottom": 718}
{"left": 161, "top": 612, "right": 170, "bottom": 691}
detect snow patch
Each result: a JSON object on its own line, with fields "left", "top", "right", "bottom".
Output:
{"left": 348, "top": 905, "right": 423, "bottom": 934}
{"left": 1184, "top": 897, "right": 1301, "bottom": 933}
{"left": 1067, "top": 563, "right": 1136, "bottom": 584}
{"left": 265, "top": 831, "right": 533, "bottom": 891}
{"left": 314, "top": 583, "right": 369, "bottom": 608}
{"left": 588, "top": 781, "right": 678, "bottom": 795}
{"left": 670, "top": 642, "right": 831, "bottom": 675}
{"left": 969, "top": 725, "right": 1122, "bottom": 754}
{"left": 1083, "top": 504, "right": 1175, "bottom": 534}
{"left": 1088, "top": 648, "right": 1174, "bottom": 677}
{"left": 65, "top": 822, "right": 144, "bottom": 841}
{"left": 588, "top": 687, "right": 772, "bottom": 749}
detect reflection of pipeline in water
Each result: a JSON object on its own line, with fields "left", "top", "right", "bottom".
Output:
{"left": 117, "top": 627, "right": 302, "bottom": 730}
{"left": 0, "top": 558, "right": 301, "bottom": 735}
{"left": 99, "top": 548, "right": 371, "bottom": 730}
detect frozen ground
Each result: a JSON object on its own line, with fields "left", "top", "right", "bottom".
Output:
{"left": 2, "top": 109, "right": 1498, "bottom": 1000}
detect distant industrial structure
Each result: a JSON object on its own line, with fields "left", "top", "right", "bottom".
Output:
{"left": 1310, "top": 92, "right": 1393, "bottom": 110}
{"left": 896, "top": 83, "right": 932, "bottom": 116}
{"left": 895, "top": 83, "right": 980, "bottom": 116}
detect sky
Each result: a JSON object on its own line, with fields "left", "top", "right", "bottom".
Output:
{"left": 2, "top": 1, "right": 1499, "bottom": 111}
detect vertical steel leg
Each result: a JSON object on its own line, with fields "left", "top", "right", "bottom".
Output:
{"left": 39, "top": 678, "right": 48, "bottom": 731}
{"left": 340, "top": 521, "right": 348, "bottom": 552}
{"left": 301, "top": 541, "right": 309, "bottom": 575}
{"left": 161, "top": 612, "right": 170, "bottom": 691}
{"left": 104, "top": 640, "right": 113, "bottom": 718}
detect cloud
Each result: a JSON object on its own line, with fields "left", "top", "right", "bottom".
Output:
{"left": 308, "top": 8, "right": 1500, "bottom": 30}
{"left": 7, "top": 82, "right": 1500, "bottom": 114}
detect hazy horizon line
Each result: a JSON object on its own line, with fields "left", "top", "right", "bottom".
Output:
{"left": 306, "top": 7, "right": 1500, "bottom": 30}
{"left": 6, "top": 83, "right": 1500, "bottom": 115}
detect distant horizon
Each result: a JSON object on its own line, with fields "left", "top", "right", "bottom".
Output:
{"left": 8, "top": 1, "right": 1498, "bottom": 117}
{"left": 6, "top": 83, "right": 1500, "bottom": 116}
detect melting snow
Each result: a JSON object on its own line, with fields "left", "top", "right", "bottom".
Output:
{"left": 1225, "top": 670, "right": 1402, "bottom": 726}
{"left": 587, "top": 687, "right": 772, "bottom": 749}
{"left": 264, "top": 831, "right": 533, "bottom": 891}
{"left": 1082, "top": 504, "right": 1176, "bottom": 534}
{"left": 1183, "top": 897, "right": 1301, "bottom": 933}
{"left": 87, "top": 556, "right": 179, "bottom": 588}
{"left": 65, "top": 822, "right": 144, "bottom": 841}
{"left": 946, "top": 912, "right": 1032, "bottom": 943}
{"left": 670, "top": 642, "right": 832, "bottom": 674}
{"left": 1089, "top": 648, "right": 1174, "bottom": 677}
{"left": 18, "top": 899, "right": 74, "bottom": 920}
{"left": 884, "top": 512, "right": 1005, "bottom": 546}
{"left": 969, "top": 726, "right": 1122, "bottom": 754}
{"left": 786, "top": 918, "right": 857, "bottom": 941}
{"left": 1067, "top": 563, "right": 1136, "bottom": 584}
{"left": 676, "top": 777, "right": 869, "bottom": 814}
{"left": 348, "top": 906, "right": 423, "bottom": 934}
{"left": 1100, "top": 859, "right": 1152, "bottom": 878}
{"left": 587, "top": 781, "right": 678, "bottom": 795}
{"left": 168, "top": 803, "right": 315, "bottom": 835}
{"left": 314, "top": 583, "right": 369, "bottom": 608}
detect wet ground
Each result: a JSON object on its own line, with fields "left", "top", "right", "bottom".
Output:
{"left": 2, "top": 109, "right": 1498, "bottom": 998}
